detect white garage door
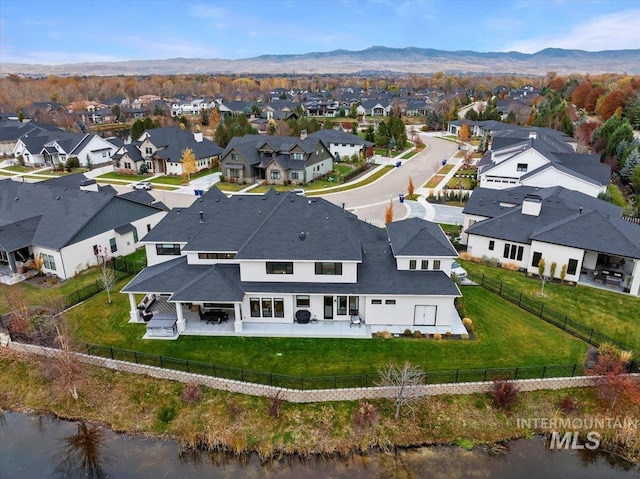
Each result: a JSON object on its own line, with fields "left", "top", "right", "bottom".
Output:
{"left": 414, "top": 305, "right": 436, "bottom": 326}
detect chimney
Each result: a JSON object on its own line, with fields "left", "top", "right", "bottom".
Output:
{"left": 79, "top": 178, "right": 99, "bottom": 192}
{"left": 522, "top": 194, "right": 542, "bottom": 216}
{"left": 194, "top": 131, "right": 203, "bottom": 142}
{"left": 300, "top": 129, "right": 307, "bottom": 140}
{"left": 528, "top": 131, "right": 537, "bottom": 140}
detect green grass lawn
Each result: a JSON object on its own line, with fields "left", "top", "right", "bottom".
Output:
{"left": 3, "top": 165, "right": 31, "bottom": 172}
{"left": 424, "top": 175, "right": 444, "bottom": 188}
{"left": 98, "top": 172, "right": 152, "bottom": 181}
{"left": 39, "top": 168, "right": 88, "bottom": 176}
{"left": 401, "top": 151, "right": 417, "bottom": 159}
{"left": 215, "top": 182, "right": 249, "bottom": 192}
{"left": 65, "top": 285, "right": 588, "bottom": 377}
{"left": 307, "top": 166, "right": 394, "bottom": 196}
{"left": 461, "top": 260, "right": 640, "bottom": 351}
{"left": 446, "top": 177, "right": 473, "bottom": 189}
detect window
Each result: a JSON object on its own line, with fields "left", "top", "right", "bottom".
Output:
{"left": 315, "top": 262, "right": 342, "bottom": 275}
{"left": 489, "top": 240, "right": 495, "bottom": 251}
{"left": 231, "top": 153, "right": 238, "bottom": 162}
{"left": 567, "top": 259, "right": 578, "bottom": 275}
{"left": 109, "top": 238, "right": 117, "bottom": 253}
{"left": 433, "top": 260, "right": 441, "bottom": 269}
{"left": 156, "top": 243, "right": 181, "bottom": 255}
{"left": 293, "top": 152, "right": 304, "bottom": 160}
{"left": 42, "top": 254, "right": 56, "bottom": 271}
{"left": 124, "top": 162, "right": 131, "bottom": 169}
{"left": 291, "top": 171, "right": 299, "bottom": 180}
{"left": 261, "top": 298, "right": 272, "bottom": 317}
{"left": 503, "top": 244, "right": 524, "bottom": 261}
{"left": 145, "top": 147, "right": 152, "bottom": 155}
{"left": 532, "top": 252, "right": 543, "bottom": 268}
{"left": 270, "top": 169, "right": 281, "bottom": 180}
{"left": 371, "top": 299, "right": 382, "bottom": 305}
{"left": 250, "top": 298, "right": 260, "bottom": 317}
{"left": 421, "top": 260, "right": 429, "bottom": 270}
{"left": 93, "top": 245, "right": 99, "bottom": 256}
{"left": 337, "top": 296, "right": 348, "bottom": 315}
{"left": 133, "top": 229, "right": 139, "bottom": 243}
{"left": 230, "top": 168, "right": 240, "bottom": 179}
{"left": 266, "top": 262, "right": 293, "bottom": 274}
{"left": 385, "top": 299, "right": 396, "bottom": 305}
{"left": 198, "top": 252, "right": 236, "bottom": 259}
{"left": 349, "top": 297, "right": 359, "bottom": 315}
{"left": 102, "top": 151, "right": 107, "bottom": 157}
{"left": 409, "top": 260, "right": 417, "bottom": 270}
{"left": 274, "top": 298, "right": 284, "bottom": 318}
{"left": 517, "top": 163, "right": 528, "bottom": 172}
{"left": 296, "top": 295, "right": 310, "bottom": 307}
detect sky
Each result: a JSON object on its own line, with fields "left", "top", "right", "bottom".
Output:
{"left": 1, "top": 0, "right": 639, "bottom": 65}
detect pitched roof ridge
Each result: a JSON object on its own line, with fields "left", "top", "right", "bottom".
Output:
{"left": 235, "top": 192, "right": 289, "bottom": 255}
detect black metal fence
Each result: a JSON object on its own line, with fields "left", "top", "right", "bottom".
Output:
{"left": 469, "top": 272, "right": 637, "bottom": 354}
{"left": 62, "top": 259, "right": 145, "bottom": 309}
{"left": 79, "top": 342, "right": 635, "bottom": 390}
{"left": 341, "top": 163, "right": 373, "bottom": 183}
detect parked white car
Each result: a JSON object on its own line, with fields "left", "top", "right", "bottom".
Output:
{"left": 290, "top": 188, "right": 305, "bottom": 196}
{"left": 451, "top": 261, "right": 467, "bottom": 280}
{"left": 132, "top": 181, "right": 153, "bottom": 190}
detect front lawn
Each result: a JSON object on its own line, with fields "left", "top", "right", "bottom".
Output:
{"left": 65, "top": 285, "right": 588, "bottom": 378}
{"left": 98, "top": 172, "right": 152, "bottom": 181}
{"left": 461, "top": 260, "right": 640, "bottom": 351}
{"left": 3, "top": 165, "right": 31, "bottom": 172}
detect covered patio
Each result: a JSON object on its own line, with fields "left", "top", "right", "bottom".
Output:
{"left": 580, "top": 251, "right": 640, "bottom": 296}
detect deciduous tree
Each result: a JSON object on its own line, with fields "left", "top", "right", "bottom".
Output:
{"left": 407, "top": 177, "right": 415, "bottom": 197}
{"left": 180, "top": 147, "right": 197, "bottom": 181}
{"left": 377, "top": 362, "right": 426, "bottom": 419}
{"left": 95, "top": 246, "right": 116, "bottom": 304}
{"left": 384, "top": 200, "right": 394, "bottom": 224}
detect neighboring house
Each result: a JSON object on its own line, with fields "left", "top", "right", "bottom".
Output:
{"left": 170, "top": 97, "right": 216, "bottom": 117}
{"left": 217, "top": 101, "right": 254, "bottom": 116}
{"left": 113, "top": 127, "right": 223, "bottom": 176}
{"left": 307, "top": 129, "right": 373, "bottom": 161}
{"left": 219, "top": 134, "right": 333, "bottom": 185}
{"left": 12, "top": 131, "right": 117, "bottom": 167}
{"left": 477, "top": 131, "right": 609, "bottom": 197}
{"left": 357, "top": 100, "right": 393, "bottom": 117}
{"left": 121, "top": 189, "right": 461, "bottom": 338}
{"left": 461, "top": 186, "right": 640, "bottom": 296}
{"left": 0, "top": 174, "right": 167, "bottom": 284}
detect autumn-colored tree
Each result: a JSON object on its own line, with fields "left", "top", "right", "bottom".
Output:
{"left": 585, "top": 86, "right": 606, "bottom": 113}
{"left": 459, "top": 123, "right": 470, "bottom": 141}
{"left": 587, "top": 344, "right": 638, "bottom": 412}
{"left": 596, "top": 90, "right": 631, "bottom": 121}
{"left": 571, "top": 81, "right": 593, "bottom": 109}
{"left": 384, "top": 200, "right": 394, "bottom": 224}
{"left": 407, "top": 177, "right": 415, "bottom": 197}
{"left": 180, "top": 147, "right": 197, "bottom": 182}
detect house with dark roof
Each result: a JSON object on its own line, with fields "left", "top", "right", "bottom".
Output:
{"left": 121, "top": 189, "right": 461, "bottom": 339}
{"left": 461, "top": 186, "right": 640, "bottom": 296}
{"left": 307, "top": 129, "right": 373, "bottom": 161}
{"left": 219, "top": 134, "right": 333, "bottom": 185}
{"left": 356, "top": 100, "right": 393, "bottom": 117}
{"left": 477, "top": 131, "right": 609, "bottom": 196}
{"left": 112, "top": 127, "right": 223, "bottom": 176}
{"left": 0, "top": 174, "right": 167, "bottom": 284}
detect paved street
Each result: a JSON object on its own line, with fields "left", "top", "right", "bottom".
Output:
{"left": 320, "top": 134, "right": 458, "bottom": 226}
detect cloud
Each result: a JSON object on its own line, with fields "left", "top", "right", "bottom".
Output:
{"left": 504, "top": 9, "right": 640, "bottom": 52}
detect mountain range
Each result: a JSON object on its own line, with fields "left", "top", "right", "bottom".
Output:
{"left": 3, "top": 46, "right": 639, "bottom": 77}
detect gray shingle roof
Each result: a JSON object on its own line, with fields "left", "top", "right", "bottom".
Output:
{"left": 386, "top": 217, "right": 457, "bottom": 257}
{"left": 143, "top": 127, "right": 223, "bottom": 162}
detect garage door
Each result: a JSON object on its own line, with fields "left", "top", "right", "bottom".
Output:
{"left": 414, "top": 305, "right": 436, "bottom": 326}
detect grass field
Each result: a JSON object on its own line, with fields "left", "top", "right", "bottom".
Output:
{"left": 98, "top": 172, "right": 151, "bottom": 181}
{"left": 461, "top": 260, "right": 640, "bottom": 351}
{"left": 64, "top": 284, "right": 588, "bottom": 377}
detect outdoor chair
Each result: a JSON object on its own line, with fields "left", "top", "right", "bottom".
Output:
{"left": 350, "top": 313, "right": 363, "bottom": 328}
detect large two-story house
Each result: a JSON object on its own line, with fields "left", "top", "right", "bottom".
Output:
{"left": 219, "top": 134, "right": 333, "bottom": 184}
{"left": 121, "top": 188, "right": 462, "bottom": 339}
{"left": 112, "top": 127, "right": 223, "bottom": 176}
{"left": 307, "top": 129, "right": 373, "bottom": 161}
{"left": 461, "top": 186, "right": 640, "bottom": 296}
{"left": 0, "top": 174, "right": 167, "bottom": 284}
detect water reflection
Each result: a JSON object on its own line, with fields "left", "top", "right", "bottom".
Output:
{"left": 54, "top": 421, "right": 111, "bottom": 479}
{"left": 0, "top": 412, "right": 638, "bottom": 479}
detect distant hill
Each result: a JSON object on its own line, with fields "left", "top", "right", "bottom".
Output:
{"left": 2, "top": 46, "right": 639, "bottom": 76}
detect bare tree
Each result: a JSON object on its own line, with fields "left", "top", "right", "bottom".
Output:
{"left": 377, "top": 362, "right": 427, "bottom": 419}
{"left": 53, "top": 311, "right": 80, "bottom": 400}
{"left": 95, "top": 246, "right": 116, "bottom": 304}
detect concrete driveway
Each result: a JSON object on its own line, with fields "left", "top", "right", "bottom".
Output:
{"left": 320, "top": 134, "right": 458, "bottom": 226}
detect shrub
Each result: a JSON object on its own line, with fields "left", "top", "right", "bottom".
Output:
{"left": 556, "top": 395, "right": 581, "bottom": 415}
{"left": 491, "top": 377, "right": 519, "bottom": 411}
{"left": 463, "top": 317, "right": 474, "bottom": 332}
{"left": 374, "top": 330, "right": 393, "bottom": 339}
{"left": 267, "top": 391, "right": 283, "bottom": 418}
{"left": 461, "top": 333, "right": 469, "bottom": 340}
{"left": 65, "top": 157, "right": 80, "bottom": 169}
{"left": 501, "top": 261, "right": 520, "bottom": 271}
{"left": 481, "top": 256, "right": 499, "bottom": 267}
{"left": 459, "top": 252, "right": 481, "bottom": 263}
{"left": 445, "top": 331, "right": 452, "bottom": 337}
{"left": 181, "top": 382, "right": 203, "bottom": 404}
{"left": 17, "top": 154, "right": 25, "bottom": 166}
{"left": 434, "top": 332, "right": 442, "bottom": 340}
{"left": 413, "top": 330, "right": 422, "bottom": 338}
{"left": 403, "top": 328, "right": 412, "bottom": 337}
{"left": 352, "top": 401, "right": 379, "bottom": 430}
{"left": 157, "top": 406, "right": 177, "bottom": 424}
{"left": 219, "top": 175, "right": 226, "bottom": 182}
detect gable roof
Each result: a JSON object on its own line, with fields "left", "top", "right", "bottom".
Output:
{"left": 386, "top": 217, "right": 458, "bottom": 257}
{"left": 142, "top": 127, "right": 223, "bottom": 162}
{"left": 307, "top": 129, "right": 365, "bottom": 146}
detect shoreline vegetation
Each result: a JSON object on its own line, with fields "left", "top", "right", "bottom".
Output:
{"left": 1, "top": 348, "right": 638, "bottom": 463}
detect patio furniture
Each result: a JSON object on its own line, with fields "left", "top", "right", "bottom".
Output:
{"left": 137, "top": 294, "right": 156, "bottom": 311}
{"left": 295, "top": 309, "right": 311, "bottom": 324}
{"left": 199, "top": 308, "right": 228, "bottom": 324}
{"left": 350, "top": 313, "right": 363, "bottom": 328}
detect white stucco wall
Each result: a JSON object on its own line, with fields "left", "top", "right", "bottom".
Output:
{"left": 306, "top": 159, "right": 333, "bottom": 180}
{"left": 330, "top": 143, "right": 362, "bottom": 160}
{"left": 239, "top": 260, "right": 358, "bottom": 283}
{"left": 144, "top": 242, "right": 187, "bottom": 266}
{"left": 395, "top": 256, "right": 453, "bottom": 275}
{"left": 461, "top": 214, "right": 490, "bottom": 245}
{"left": 526, "top": 240, "right": 585, "bottom": 282}
{"left": 520, "top": 167, "right": 603, "bottom": 197}
{"left": 466, "top": 235, "right": 531, "bottom": 269}
{"left": 30, "top": 247, "right": 64, "bottom": 278}
{"left": 363, "top": 295, "right": 455, "bottom": 328}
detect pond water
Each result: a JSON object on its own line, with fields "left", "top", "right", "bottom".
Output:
{"left": 1, "top": 412, "right": 638, "bottom": 478}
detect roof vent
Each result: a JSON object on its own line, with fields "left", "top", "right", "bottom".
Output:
{"left": 56, "top": 196, "right": 60, "bottom": 200}
{"left": 290, "top": 197, "right": 295, "bottom": 202}
{"left": 308, "top": 200, "right": 311, "bottom": 205}
{"left": 262, "top": 197, "right": 266, "bottom": 200}
{"left": 15, "top": 197, "right": 18, "bottom": 200}
{"left": 199, "top": 211, "right": 204, "bottom": 223}
{"left": 579, "top": 207, "right": 583, "bottom": 215}
{"left": 215, "top": 198, "right": 219, "bottom": 202}
{"left": 299, "top": 232, "right": 306, "bottom": 241}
